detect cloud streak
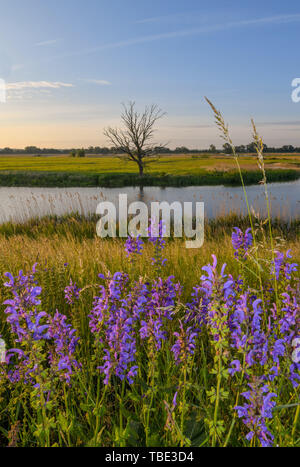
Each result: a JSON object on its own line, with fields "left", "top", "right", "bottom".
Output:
{"left": 35, "top": 39, "right": 59, "bottom": 46}
{"left": 47, "top": 13, "right": 300, "bottom": 60}
{"left": 83, "top": 79, "right": 111, "bottom": 85}
{"left": 6, "top": 81, "right": 74, "bottom": 90}
{"left": 257, "top": 120, "right": 300, "bottom": 127}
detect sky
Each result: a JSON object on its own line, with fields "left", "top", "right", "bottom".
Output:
{"left": 1, "top": 0, "right": 300, "bottom": 149}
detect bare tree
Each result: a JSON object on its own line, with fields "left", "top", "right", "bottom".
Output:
{"left": 104, "top": 102, "right": 166, "bottom": 177}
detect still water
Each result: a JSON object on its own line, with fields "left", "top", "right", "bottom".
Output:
{"left": 0, "top": 180, "right": 299, "bottom": 224}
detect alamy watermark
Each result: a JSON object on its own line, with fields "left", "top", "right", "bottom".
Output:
{"left": 96, "top": 194, "right": 204, "bottom": 249}
{"left": 291, "top": 78, "right": 300, "bottom": 103}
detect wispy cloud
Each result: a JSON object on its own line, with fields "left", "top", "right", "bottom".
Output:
{"left": 124, "top": 14, "right": 300, "bottom": 46}
{"left": 6, "top": 81, "right": 74, "bottom": 90}
{"left": 83, "top": 79, "right": 111, "bottom": 86}
{"left": 35, "top": 39, "right": 59, "bottom": 46}
{"left": 168, "top": 124, "right": 213, "bottom": 129}
{"left": 46, "top": 13, "right": 300, "bottom": 60}
{"left": 5, "top": 81, "right": 74, "bottom": 102}
{"left": 258, "top": 120, "right": 300, "bottom": 126}
{"left": 135, "top": 12, "right": 195, "bottom": 25}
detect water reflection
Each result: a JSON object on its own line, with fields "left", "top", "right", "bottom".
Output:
{"left": 0, "top": 180, "right": 299, "bottom": 224}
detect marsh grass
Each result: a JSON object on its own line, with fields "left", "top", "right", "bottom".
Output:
{"left": 0, "top": 168, "right": 298, "bottom": 188}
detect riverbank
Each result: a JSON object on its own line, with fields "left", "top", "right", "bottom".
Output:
{"left": 0, "top": 168, "right": 299, "bottom": 187}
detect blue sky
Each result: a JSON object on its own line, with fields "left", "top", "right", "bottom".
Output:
{"left": 0, "top": 0, "right": 300, "bottom": 148}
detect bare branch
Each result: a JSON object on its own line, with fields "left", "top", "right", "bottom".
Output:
{"left": 103, "top": 102, "right": 166, "bottom": 176}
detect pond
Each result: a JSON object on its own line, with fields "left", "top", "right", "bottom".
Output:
{"left": 0, "top": 180, "right": 299, "bottom": 224}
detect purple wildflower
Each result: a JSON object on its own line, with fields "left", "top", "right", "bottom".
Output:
{"left": 124, "top": 234, "right": 144, "bottom": 259}
{"left": 171, "top": 321, "right": 197, "bottom": 365}
{"left": 89, "top": 272, "right": 138, "bottom": 385}
{"left": 99, "top": 307, "right": 138, "bottom": 385}
{"left": 3, "top": 268, "right": 80, "bottom": 387}
{"left": 229, "top": 360, "right": 241, "bottom": 376}
{"left": 273, "top": 250, "right": 298, "bottom": 281}
{"left": 140, "top": 314, "right": 166, "bottom": 351}
{"left": 64, "top": 279, "right": 81, "bottom": 305}
{"left": 235, "top": 379, "right": 277, "bottom": 447}
{"left": 232, "top": 227, "right": 253, "bottom": 259}
{"left": 148, "top": 218, "right": 167, "bottom": 267}
{"left": 48, "top": 311, "right": 80, "bottom": 384}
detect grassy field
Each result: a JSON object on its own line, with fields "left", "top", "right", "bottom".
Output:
{"left": 0, "top": 153, "right": 299, "bottom": 187}
{"left": 0, "top": 214, "right": 299, "bottom": 301}
{"left": 1, "top": 153, "right": 300, "bottom": 174}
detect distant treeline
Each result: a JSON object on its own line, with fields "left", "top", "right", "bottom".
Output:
{"left": 1, "top": 143, "right": 300, "bottom": 155}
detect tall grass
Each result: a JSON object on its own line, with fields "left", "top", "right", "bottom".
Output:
{"left": 0, "top": 168, "right": 298, "bottom": 188}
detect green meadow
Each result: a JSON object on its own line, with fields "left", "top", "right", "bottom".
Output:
{"left": 1, "top": 153, "right": 300, "bottom": 174}
{"left": 0, "top": 153, "right": 299, "bottom": 187}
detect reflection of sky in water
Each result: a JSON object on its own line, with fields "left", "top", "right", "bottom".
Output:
{"left": 0, "top": 180, "right": 299, "bottom": 224}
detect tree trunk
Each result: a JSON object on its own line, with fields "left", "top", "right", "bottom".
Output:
{"left": 138, "top": 162, "right": 144, "bottom": 177}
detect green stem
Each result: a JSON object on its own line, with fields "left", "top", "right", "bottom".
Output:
{"left": 212, "top": 353, "right": 222, "bottom": 447}
{"left": 145, "top": 360, "right": 155, "bottom": 446}
{"left": 233, "top": 156, "right": 265, "bottom": 310}
{"left": 292, "top": 402, "right": 300, "bottom": 441}
{"left": 180, "top": 366, "right": 187, "bottom": 447}
{"left": 223, "top": 356, "right": 246, "bottom": 447}
{"left": 93, "top": 378, "right": 107, "bottom": 446}
{"left": 119, "top": 379, "right": 125, "bottom": 447}
{"left": 264, "top": 183, "right": 280, "bottom": 312}
{"left": 63, "top": 384, "right": 72, "bottom": 447}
